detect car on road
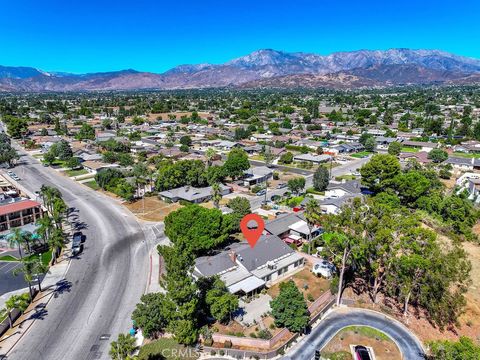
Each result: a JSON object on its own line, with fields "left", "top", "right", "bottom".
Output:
{"left": 276, "top": 183, "right": 287, "bottom": 189}
{"left": 256, "top": 189, "right": 267, "bottom": 196}
{"left": 352, "top": 171, "right": 361, "bottom": 176}
{"left": 312, "top": 260, "right": 336, "bottom": 278}
{"left": 72, "top": 232, "right": 83, "bottom": 256}
{"left": 7, "top": 171, "right": 14, "bottom": 176}
{"left": 354, "top": 345, "right": 372, "bottom": 360}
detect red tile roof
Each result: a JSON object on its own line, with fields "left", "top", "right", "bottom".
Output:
{"left": 0, "top": 200, "right": 41, "bottom": 216}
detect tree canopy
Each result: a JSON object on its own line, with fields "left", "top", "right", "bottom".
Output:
{"left": 270, "top": 280, "right": 309, "bottom": 333}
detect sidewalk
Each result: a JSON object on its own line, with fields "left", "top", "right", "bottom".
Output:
{"left": 0, "top": 225, "right": 73, "bottom": 356}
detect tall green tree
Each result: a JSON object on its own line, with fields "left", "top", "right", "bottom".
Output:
{"left": 360, "top": 154, "right": 401, "bottom": 193}
{"left": 287, "top": 177, "right": 306, "bottom": 195}
{"left": 211, "top": 182, "right": 222, "bottom": 209}
{"left": 270, "top": 280, "right": 309, "bottom": 333}
{"left": 313, "top": 166, "right": 329, "bottom": 191}
{"left": 428, "top": 337, "right": 480, "bottom": 360}
{"left": 131, "top": 293, "right": 169, "bottom": 338}
{"left": 388, "top": 141, "right": 402, "bottom": 156}
{"left": 223, "top": 148, "right": 250, "bottom": 180}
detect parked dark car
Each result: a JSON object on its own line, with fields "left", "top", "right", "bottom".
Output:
{"left": 72, "top": 232, "right": 83, "bottom": 256}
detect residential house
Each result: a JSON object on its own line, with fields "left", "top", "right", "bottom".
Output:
{"left": 325, "top": 180, "right": 363, "bottom": 198}
{"left": 319, "top": 195, "right": 357, "bottom": 214}
{"left": 401, "top": 140, "right": 438, "bottom": 153}
{"left": 293, "top": 154, "right": 332, "bottom": 164}
{"left": 264, "top": 212, "right": 321, "bottom": 245}
{"left": 193, "top": 235, "right": 305, "bottom": 295}
{"left": 399, "top": 151, "right": 431, "bottom": 165}
{"left": 159, "top": 184, "right": 231, "bottom": 204}
{"left": 82, "top": 161, "right": 121, "bottom": 174}
{"left": 445, "top": 157, "right": 480, "bottom": 171}
{"left": 95, "top": 131, "right": 117, "bottom": 142}
{"left": 243, "top": 166, "right": 273, "bottom": 186}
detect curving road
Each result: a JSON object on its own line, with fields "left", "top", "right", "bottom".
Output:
{"left": 4, "top": 147, "right": 151, "bottom": 360}
{"left": 283, "top": 308, "right": 425, "bottom": 359}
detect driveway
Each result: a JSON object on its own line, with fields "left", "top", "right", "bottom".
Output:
{"left": 283, "top": 307, "right": 425, "bottom": 360}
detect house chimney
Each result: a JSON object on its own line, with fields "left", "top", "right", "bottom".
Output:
{"left": 229, "top": 250, "right": 237, "bottom": 263}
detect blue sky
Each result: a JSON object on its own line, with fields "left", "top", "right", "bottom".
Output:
{"left": 1, "top": 0, "right": 479, "bottom": 73}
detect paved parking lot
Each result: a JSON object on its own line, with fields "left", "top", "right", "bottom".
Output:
{"left": 0, "top": 259, "right": 28, "bottom": 295}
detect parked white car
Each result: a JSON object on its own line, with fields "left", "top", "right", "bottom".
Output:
{"left": 312, "top": 260, "right": 336, "bottom": 278}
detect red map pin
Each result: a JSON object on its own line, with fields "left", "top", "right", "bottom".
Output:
{"left": 240, "top": 213, "right": 265, "bottom": 248}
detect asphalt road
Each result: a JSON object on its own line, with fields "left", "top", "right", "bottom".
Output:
{"left": 4, "top": 147, "right": 150, "bottom": 360}
{"left": 283, "top": 308, "right": 425, "bottom": 360}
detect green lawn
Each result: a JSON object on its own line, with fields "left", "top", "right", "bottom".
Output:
{"left": 0, "top": 308, "right": 7, "bottom": 323}
{"left": 351, "top": 151, "right": 372, "bottom": 158}
{"left": 137, "top": 338, "right": 198, "bottom": 360}
{"left": 84, "top": 180, "right": 100, "bottom": 190}
{"left": 306, "top": 187, "right": 325, "bottom": 195}
{"left": 0, "top": 255, "right": 18, "bottom": 262}
{"left": 280, "top": 195, "right": 305, "bottom": 207}
{"left": 401, "top": 146, "right": 420, "bottom": 153}
{"left": 452, "top": 152, "right": 480, "bottom": 159}
{"left": 65, "top": 168, "right": 89, "bottom": 177}
{"left": 334, "top": 175, "right": 357, "bottom": 181}
{"left": 0, "top": 251, "right": 52, "bottom": 266}
{"left": 341, "top": 325, "right": 391, "bottom": 341}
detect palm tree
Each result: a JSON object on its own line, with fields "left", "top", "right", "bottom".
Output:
{"left": 32, "top": 256, "right": 49, "bottom": 292}
{"left": 211, "top": 183, "right": 222, "bottom": 209}
{"left": 36, "top": 215, "right": 54, "bottom": 246}
{"left": 304, "top": 199, "right": 323, "bottom": 255}
{"left": 109, "top": 333, "right": 136, "bottom": 360}
{"left": 132, "top": 162, "right": 148, "bottom": 199}
{"left": 205, "top": 148, "right": 217, "bottom": 167}
{"left": 40, "top": 185, "right": 63, "bottom": 215}
{"left": 52, "top": 197, "right": 68, "bottom": 230}
{"left": 8, "top": 228, "right": 26, "bottom": 260}
{"left": 48, "top": 228, "right": 65, "bottom": 265}
{"left": 4, "top": 294, "right": 29, "bottom": 328}
{"left": 13, "top": 258, "right": 36, "bottom": 300}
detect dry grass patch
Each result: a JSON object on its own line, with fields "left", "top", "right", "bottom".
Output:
{"left": 267, "top": 264, "right": 330, "bottom": 301}
{"left": 124, "top": 197, "right": 182, "bottom": 221}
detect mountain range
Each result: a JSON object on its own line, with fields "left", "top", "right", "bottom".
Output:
{"left": 1, "top": 48, "right": 480, "bottom": 92}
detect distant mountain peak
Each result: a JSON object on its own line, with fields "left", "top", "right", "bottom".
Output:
{"left": 1, "top": 48, "right": 480, "bottom": 91}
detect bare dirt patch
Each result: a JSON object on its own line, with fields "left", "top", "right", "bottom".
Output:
{"left": 267, "top": 264, "right": 330, "bottom": 302}
{"left": 124, "top": 197, "right": 182, "bottom": 221}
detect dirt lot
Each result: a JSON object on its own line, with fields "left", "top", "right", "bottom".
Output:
{"left": 322, "top": 326, "right": 401, "bottom": 360}
{"left": 213, "top": 316, "right": 284, "bottom": 340}
{"left": 124, "top": 196, "right": 182, "bottom": 221}
{"left": 267, "top": 264, "right": 330, "bottom": 304}
{"left": 268, "top": 171, "right": 301, "bottom": 189}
